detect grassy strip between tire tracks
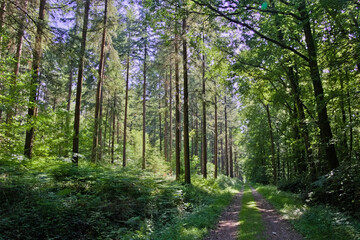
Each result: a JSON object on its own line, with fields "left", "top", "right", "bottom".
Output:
{"left": 238, "top": 183, "right": 265, "bottom": 240}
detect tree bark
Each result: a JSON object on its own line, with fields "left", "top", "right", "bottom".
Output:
{"left": 201, "top": 47, "right": 207, "bottom": 179}
{"left": 175, "top": 27, "right": 181, "bottom": 181}
{"left": 72, "top": 0, "right": 90, "bottom": 164}
{"left": 92, "top": 0, "right": 107, "bottom": 163}
{"left": 229, "top": 129, "right": 234, "bottom": 178}
{"left": 142, "top": 41, "right": 147, "bottom": 169}
{"left": 224, "top": 97, "right": 229, "bottom": 176}
{"left": 183, "top": 18, "right": 191, "bottom": 184}
{"left": 265, "top": 104, "right": 277, "bottom": 185}
{"left": 214, "top": 94, "right": 218, "bottom": 178}
{"left": 164, "top": 67, "right": 169, "bottom": 162}
{"left": 169, "top": 64, "right": 173, "bottom": 163}
{"left": 111, "top": 94, "right": 116, "bottom": 164}
{"left": 24, "top": 0, "right": 46, "bottom": 159}
{"left": 299, "top": 1, "right": 339, "bottom": 170}
{"left": 123, "top": 52, "right": 130, "bottom": 167}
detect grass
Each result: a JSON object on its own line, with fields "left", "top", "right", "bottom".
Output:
{"left": 256, "top": 184, "right": 360, "bottom": 240}
{"left": 0, "top": 157, "right": 242, "bottom": 240}
{"left": 238, "top": 183, "right": 265, "bottom": 240}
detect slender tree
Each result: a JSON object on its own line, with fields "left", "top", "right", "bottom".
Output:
{"left": 123, "top": 51, "right": 130, "bottom": 167}
{"left": 175, "top": 26, "right": 181, "bottom": 181}
{"left": 92, "top": 0, "right": 108, "bottom": 163}
{"left": 142, "top": 40, "right": 147, "bottom": 169}
{"left": 183, "top": 17, "right": 191, "bottom": 184}
{"left": 214, "top": 94, "right": 218, "bottom": 178}
{"left": 24, "top": 0, "right": 46, "bottom": 158}
{"left": 201, "top": 42, "right": 207, "bottom": 178}
{"left": 72, "top": 0, "right": 90, "bottom": 164}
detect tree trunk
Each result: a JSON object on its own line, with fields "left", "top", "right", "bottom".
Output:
{"left": 265, "top": 104, "right": 277, "bottom": 185}
{"left": 159, "top": 78, "right": 162, "bottom": 154}
{"left": 201, "top": 48, "right": 207, "bottom": 179}
{"left": 123, "top": 52, "right": 130, "bottom": 167}
{"left": 164, "top": 67, "right": 169, "bottom": 162}
{"left": 72, "top": 0, "right": 90, "bottom": 164}
{"left": 229, "top": 129, "right": 233, "bottom": 178}
{"left": 111, "top": 94, "right": 116, "bottom": 164}
{"left": 183, "top": 18, "right": 191, "bottom": 184}
{"left": 299, "top": 1, "right": 339, "bottom": 170}
{"left": 92, "top": 0, "right": 107, "bottom": 163}
{"left": 175, "top": 27, "right": 181, "bottom": 181}
{"left": 169, "top": 64, "right": 173, "bottom": 163}
{"left": 288, "top": 65, "right": 316, "bottom": 179}
{"left": 142, "top": 41, "right": 147, "bottom": 169}
{"left": 224, "top": 97, "right": 229, "bottom": 176}
{"left": 214, "top": 94, "right": 218, "bottom": 178}
{"left": 24, "top": 0, "right": 46, "bottom": 159}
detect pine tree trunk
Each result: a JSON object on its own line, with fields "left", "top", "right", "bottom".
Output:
{"left": 159, "top": 79, "right": 162, "bottom": 153}
{"left": 123, "top": 52, "right": 130, "bottom": 167}
{"left": 72, "top": 0, "right": 90, "bottom": 164}
{"left": 224, "top": 97, "right": 229, "bottom": 176}
{"left": 111, "top": 94, "right": 116, "bottom": 164}
{"left": 299, "top": 2, "right": 339, "bottom": 170}
{"left": 92, "top": 0, "right": 107, "bottom": 163}
{"left": 24, "top": 0, "right": 46, "bottom": 159}
{"left": 229, "top": 130, "right": 233, "bottom": 178}
{"left": 164, "top": 67, "right": 169, "bottom": 162}
{"left": 214, "top": 94, "right": 218, "bottom": 178}
{"left": 183, "top": 18, "right": 191, "bottom": 184}
{"left": 169, "top": 64, "right": 173, "bottom": 163}
{"left": 201, "top": 50, "right": 207, "bottom": 179}
{"left": 175, "top": 28, "right": 181, "bottom": 181}
{"left": 142, "top": 41, "right": 147, "bottom": 169}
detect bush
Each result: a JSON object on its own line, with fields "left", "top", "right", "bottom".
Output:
{"left": 277, "top": 176, "right": 310, "bottom": 194}
{"left": 307, "top": 163, "right": 360, "bottom": 218}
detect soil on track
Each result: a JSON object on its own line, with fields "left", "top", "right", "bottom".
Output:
{"left": 204, "top": 186, "right": 303, "bottom": 240}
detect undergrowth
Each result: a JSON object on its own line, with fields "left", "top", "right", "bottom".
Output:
{"left": 0, "top": 157, "right": 241, "bottom": 240}
{"left": 256, "top": 185, "right": 360, "bottom": 240}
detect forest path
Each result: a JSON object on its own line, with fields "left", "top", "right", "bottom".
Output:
{"left": 250, "top": 186, "right": 303, "bottom": 240}
{"left": 204, "top": 185, "right": 303, "bottom": 240}
{"left": 203, "top": 187, "right": 244, "bottom": 240}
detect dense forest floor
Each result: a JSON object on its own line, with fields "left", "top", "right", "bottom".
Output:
{"left": 1, "top": 158, "right": 360, "bottom": 240}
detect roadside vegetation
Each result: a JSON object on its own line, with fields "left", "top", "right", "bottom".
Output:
{"left": 0, "top": 158, "right": 241, "bottom": 240}
{"left": 256, "top": 184, "right": 360, "bottom": 240}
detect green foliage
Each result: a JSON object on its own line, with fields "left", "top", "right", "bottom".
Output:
{"left": 0, "top": 157, "right": 241, "bottom": 240}
{"left": 307, "top": 163, "right": 360, "bottom": 218}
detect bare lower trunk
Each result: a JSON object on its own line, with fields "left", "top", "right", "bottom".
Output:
{"left": 72, "top": 0, "right": 90, "bottom": 164}
{"left": 92, "top": 0, "right": 107, "bottom": 163}
{"left": 123, "top": 53, "right": 130, "bottom": 167}
{"left": 169, "top": 65, "right": 173, "bottom": 163}
{"left": 201, "top": 49, "right": 207, "bottom": 179}
{"left": 24, "top": 0, "right": 46, "bottom": 159}
{"left": 183, "top": 18, "right": 190, "bottom": 184}
{"left": 175, "top": 28, "right": 181, "bottom": 181}
{"left": 111, "top": 94, "right": 116, "bottom": 164}
{"left": 164, "top": 68, "right": 169, "bottom": 162}
{"left": 142, "top": 41, "right": 147, "bottom": 169}
{"left": 224, "top": 97, "right": 229, "bottom": 176}
{"left": 229, "top": 130, "right": 233, "bottom": 178}
{"left": 214, "top": 94, "right": 218, "bottom": 178}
